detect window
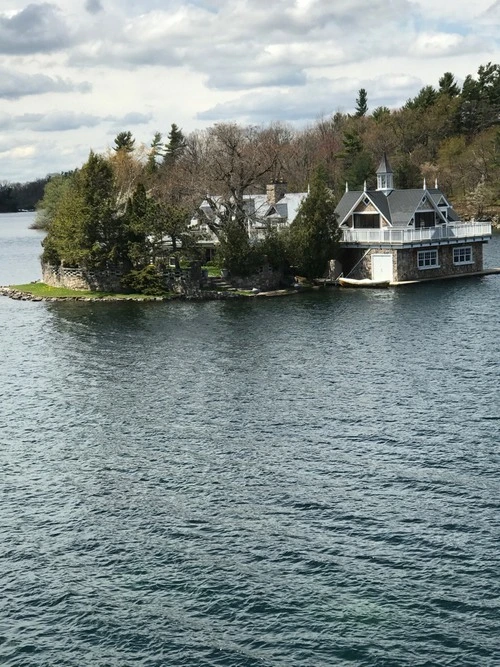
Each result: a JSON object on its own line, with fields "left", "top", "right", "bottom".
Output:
{"left": 353, "top": 213, "right": 379, "bottom": 228}
{"left": 417, "top": 249, "right": 439, "bottom": 269}
{"left": 453, "top": 246, "right": 473, "bottom": 265}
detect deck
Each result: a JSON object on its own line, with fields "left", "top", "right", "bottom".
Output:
{"left": 341, "top": 222, "right": 492, "bottom": 247}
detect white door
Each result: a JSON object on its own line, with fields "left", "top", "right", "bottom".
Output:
{"left": 371, "top": 254, "right": 393, "bottom": 282}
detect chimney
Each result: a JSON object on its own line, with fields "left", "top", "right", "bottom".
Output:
{"left": 266, "top": 181, "right": 287, "bottom": 205}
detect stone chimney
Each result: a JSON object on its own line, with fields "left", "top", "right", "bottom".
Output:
{"left": 266, "top": 181, "right": 287, "bottom": 205}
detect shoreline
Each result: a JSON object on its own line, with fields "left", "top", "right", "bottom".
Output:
{"left": 0, "top": 285, "right": 299, "bottom": 303}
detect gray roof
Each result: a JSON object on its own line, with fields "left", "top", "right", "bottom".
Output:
{"left": 197, "top": 191, "right": 307, "bottom": 226}
{"left": 376, "top": 153, "right": 393, "bottom": 174}
{"left": 335, "top": 188, "right": 461, "bottom": 227}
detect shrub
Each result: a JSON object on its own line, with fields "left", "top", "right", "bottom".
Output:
{"left": 120, "top": 265, "right": 169, "bottom": 295}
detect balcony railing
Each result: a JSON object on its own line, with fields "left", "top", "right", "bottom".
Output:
{"left": 341, "top": 222, "right": 492, "bottom": 245}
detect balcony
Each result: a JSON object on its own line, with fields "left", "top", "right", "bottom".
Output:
{"left": 341, "top": 222, "right": 492, "bottom": 247}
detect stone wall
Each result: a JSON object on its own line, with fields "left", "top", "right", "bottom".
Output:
{"left": 229, "top": 265, "right": 283, "bottom": 290}
{"left": 396, "top": 242, "right": 484, "bottom": 281}
{"left": 43, "top": 262, "right": 205, "bottom": 295}
{"left": 42, "top": 264, "right": 125, "bottom": 292}
{"left": 341, "top": 243, "right": 485, "bottom": 282}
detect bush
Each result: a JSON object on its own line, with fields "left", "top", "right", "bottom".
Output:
{"left": 120, "top": 265, "right": 169, "bottom": 295}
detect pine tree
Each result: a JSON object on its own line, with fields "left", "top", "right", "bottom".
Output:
{"left": 438, "top": 72, "right": 460, "bottom": 97}
{"left": 164, "top": 123, "right": 186, "bottom": 163}
{"left": 146, "top": 132, "right": 163, "bottom": 173}
{"left": 113, "top": 130, "right": 135, "bottom": 152}
{"left": 288, "top": 165, "right": 340, "bottom": 279}
{"left": 355, "top": 88, "right": 368, "bottom": 117}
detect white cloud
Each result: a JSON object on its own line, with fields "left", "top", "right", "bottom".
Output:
{"left": 0, "top": 0, "right": 499, "bottom": 181}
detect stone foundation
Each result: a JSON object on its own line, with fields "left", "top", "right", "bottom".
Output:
{"left": 342, "top": 242, "right": 485, "bottom": 282}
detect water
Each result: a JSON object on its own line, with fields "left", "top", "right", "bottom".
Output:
{"left": 1, "top": 213, "right": 499, "bottom": 666}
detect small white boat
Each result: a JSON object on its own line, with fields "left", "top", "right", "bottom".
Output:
{"left": 337, "top": 277, "right": 391, "bottom": 288}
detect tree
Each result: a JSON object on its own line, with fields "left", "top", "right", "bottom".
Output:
{"left": 146, "top": 132, "right": 163, "bottom": 173}
{"left": 42, "top": 152, "right": 126, "bottom": 269}
{"left": 35, "top": 173, "right": 74, "bottom": 230}
{"left": 439, "top": 72, "right": 460, "bottom": 97}
{"left": 340, "top": 130, "right": 374, "bottom": 190}
{"left": 164, "top": 123, "right": 186, "bottom": 164}
{"left": 288, "top": 165, "right": 340, "bottom": 279}
{"left": 406, "top": 85, "right": 438, "bottom": 110}
{"left": 113, "top": 131, "right": 135, "bottom": 152}
{"left": 355, "top": 88, "right": 368, "bottom": 117}
{"left": 188, "top": 123, "right": 280, "bottom": 240}
{"left": 372, "top": 106, "right": 391, "bottom": 122}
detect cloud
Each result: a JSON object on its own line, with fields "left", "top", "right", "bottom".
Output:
{"left": 108, "top": 111, "right": 153, "bottom": 125}
{"left": 85, "top": 0, "right": 103, "bottom": 14}
{"left": 0, "top": 109, "right": 152, "bottom": 133}
{"left": 413, "top": 31, "right": 486, "bottom": 57}
{"left": 0, "top": 67, "right": 91, "bottom": 100}
{"left": 197, "top": 74, "right": 424, "bottom": 123}
{"left": 0, "top": 3, "right": 75, "bottom": 55}
{"left": 67, "top": 0, "right": 415, "bottom": 85}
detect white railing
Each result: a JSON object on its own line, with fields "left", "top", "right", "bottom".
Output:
{"left": 341, "top": 222, "right": 492, "bottom": 245}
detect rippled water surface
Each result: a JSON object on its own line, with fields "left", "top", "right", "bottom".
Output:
{"left": 1, "top": 213, "right": 499, "bottom": 666}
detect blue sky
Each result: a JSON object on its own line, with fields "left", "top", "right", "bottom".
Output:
{"left": 1, "top": 0, "right": 499, "bottom": 182}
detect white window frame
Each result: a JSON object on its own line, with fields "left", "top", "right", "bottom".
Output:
{"left": 417, "top": 249, "right": 439, "bottom": 270}
{"left": 453, "top": 246, "right": 473, "bottom": 265}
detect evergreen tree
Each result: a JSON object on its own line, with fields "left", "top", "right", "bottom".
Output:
{"left": 439, "top": 72, "right": 460, "bottom": 97}
{"left": 164, "top": 123, "right": 186, "bottom": 163}
{"left": 42, "top": 152, "right": 126, "bottom": 269}
{"left": 372, "top": 106, "right": 391, "bottom": 122}
{"left": 406, "top": 85, "right": 438, "bottom": 110}
{"left": 146, "top": 132, "right": 163, "bottom": 173}
{"left": 288, "top": 165, "right": 340, "bottom": 279}
{"left": 113, "top": 130, "right": 135, "bottom": 152}
{"left": 355, "top": 88, "right": 368, "bottom": 117}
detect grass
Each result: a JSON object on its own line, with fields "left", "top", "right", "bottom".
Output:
{"left": 202, "top": 265, "right": 221, "bottom": 278}
{"left": 9, "top": 283, "right": 166, "bottom": 300}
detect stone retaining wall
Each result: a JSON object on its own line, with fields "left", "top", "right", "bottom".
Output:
{"left": 42, "top": 264, "right": 125, "bottom": 292}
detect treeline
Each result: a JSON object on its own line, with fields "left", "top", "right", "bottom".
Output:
{"left": 39, "top": 61, "right": 500, "bottom": 222}
{"left": 0, "top": 178, "right": 50, "bottom": 213}
{"left": 37, "top": 61, "right": 500, "bottom": 290}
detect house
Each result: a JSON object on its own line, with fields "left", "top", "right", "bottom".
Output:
{"left": 190, "top": 182, "right": 308, "bottom": 259}
{"left": 335, "top": 154, "right": 492, "bottom": 283}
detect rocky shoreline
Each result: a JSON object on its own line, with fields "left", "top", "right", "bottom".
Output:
{"left": 0, "top": 286, "right": 298, "bottom": 303}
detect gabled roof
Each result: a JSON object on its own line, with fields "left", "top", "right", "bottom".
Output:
{"left": 336, "top": 190, "right": 392, "bottom": 226}
{"left": 336, "top": 187, "right": 460, "bottom": 227}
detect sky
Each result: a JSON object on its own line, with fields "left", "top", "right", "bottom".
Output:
{"left": 1, "top": 0, "right": 500, "bottom": 182}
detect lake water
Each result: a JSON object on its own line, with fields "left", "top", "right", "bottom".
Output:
{"left": 1, "top": 213, "right": 499, "bottom": 666}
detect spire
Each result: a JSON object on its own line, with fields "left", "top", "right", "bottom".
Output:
{"left": 376, "top": 152, "right": 393, "bottom": 175}
{"left": 345, "top": 181, "right": 349, "bottom": 193}
{"left": 435, "top": 177, "right": 438, "bottom": 189}
{"left": 376, "top": 152, "right": 394, "bottom": 194}
{"left": 363, "top": 180, "right": 367, "bottom": 192}
{"left": 423, "top": 178, "right": 426, "bottom": 190}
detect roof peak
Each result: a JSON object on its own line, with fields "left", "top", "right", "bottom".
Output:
{"left": 376, "top": 153, "right": 393, "bottom": 175}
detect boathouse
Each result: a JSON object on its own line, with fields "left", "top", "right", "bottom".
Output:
{"left": 335, "top": 155, "right": 492, "bottom": 283}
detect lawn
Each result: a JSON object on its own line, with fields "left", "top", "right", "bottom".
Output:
{"left": 9, "top": 283, "right": 164, "bottom": 300}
